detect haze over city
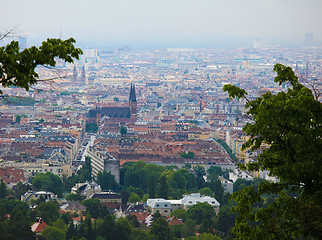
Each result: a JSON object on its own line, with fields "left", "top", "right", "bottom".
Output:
{"left": 1, "top": 0, "right": 322, "bottom": 49}
{"left": 0, "top": 0, "right": 321, "bottom": 239}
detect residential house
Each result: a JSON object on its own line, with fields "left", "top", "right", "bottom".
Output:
{"left": 181, "top": 193, "right": 220, "bottom": 214}
{"left": 219, "top": 176, "right": 233, "bottom": 194}
{"left": 146, "top": 198, "right": 172, "bottom": 217}
{"left": 21, "top": 190, "right": 56, "bottom": 202}
{"left": 89, "top": 191, "right": 122, "bottom": 208}
{"left": 60, "top": 202, "right": 87, "bottom": 216}
{"left": 31, "top": 218, "right": 48, "bottom": 233}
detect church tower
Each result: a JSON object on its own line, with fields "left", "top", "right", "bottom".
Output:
{"left": 129, "top": 83, "right": 137, "bottom": 121}
{"left": 81, "top": 65, "right": 86, "bottom": 85}
{"left": 73, "top": 65, "right": 78, "bottom": 82}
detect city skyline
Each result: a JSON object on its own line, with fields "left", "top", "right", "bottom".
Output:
{"left": 1, "top": 0, "right": 322, "bottom": 49}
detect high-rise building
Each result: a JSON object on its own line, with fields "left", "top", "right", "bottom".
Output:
{"left": 253, "top": 39, "right": 263, "bottom": 50}
{"left": 305, "top": 33, "right": 314, "bottom": 45}
{"left": 87, "top": 146, "right": 120, "bottom": 183}
{"left": 84, "top": 48, "right": 99, "bottom": 58}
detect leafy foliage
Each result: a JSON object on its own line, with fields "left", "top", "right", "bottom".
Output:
{"left": 0, "top": 38, "right": 82, "bottom": 93}
{"left": 120, "top": 125, "right": 127, "bottom": 135}
{"left": 224, "top": 64, "right": 322, "bottom": 239}
{"left": 187, "top": 202, "right": 217, "bottom": 234}
{"left": 180, "top": 151, "right": 195, "bottom": 159}
{"left": 42, "top": 226, "right": 66, "bottom": 240}
{"left": 150, "top": 217, "right": 173, "bottom": 240}
{"left": 35, "top": 201, "right": 60, "bottom": 224}
{"left": 32, "top": 172, "right": 63, "bottom": 197}
{"left": 215, "top": 139, "right": 238, "bottom": 162}
{"left": 96, "top": 170, "right": 119, "bottom": 191}
{"left": 0, "top": 180, "right": 8, "bottom": 199}
{"left": 86, "top": 123, "right": 98, "bottom": 133}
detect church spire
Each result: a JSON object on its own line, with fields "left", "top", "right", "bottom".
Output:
{"left": 129, "top": 83, "right": 137, "bottom": 102}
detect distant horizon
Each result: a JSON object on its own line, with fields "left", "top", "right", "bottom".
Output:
{"left": 2, "top": 0, "right": 321, "bottom": 50}
{"left": 21, "top": 36, "right": 321, "bottom": 51}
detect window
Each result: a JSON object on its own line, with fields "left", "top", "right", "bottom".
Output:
{"left": 164, "top": 210, "right": 168, "bottom": 213}
{"left": 165, "top": 204, "right": 168, "bottom": 207}
{"left": 156, "top": 204, "right": 159, "bottom": 207}
{"left": 189, "top": 201, "right": 192, "bottom": 204}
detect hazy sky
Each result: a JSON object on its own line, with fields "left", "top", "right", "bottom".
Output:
{"left": 1, "top": 0, "right": 322, "bottom": 49}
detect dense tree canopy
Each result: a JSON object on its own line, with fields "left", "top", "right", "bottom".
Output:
{"left": 32, "top": 172, "right": 63, "bottom": 197}
{"left": 224, "top": 64, "right": 322, "bottom": 239}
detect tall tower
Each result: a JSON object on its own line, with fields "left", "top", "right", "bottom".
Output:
{"left": 81, "top": 65, "right": 86, "bottom": 85}
{"left": 306, "top": 61, "right": 309, "bottom": 79}
{"left": 129, "top": 83, "right": 137, "bottom": 121}
{"left": 73, "top": 65, "right": 78, "bottom": 82}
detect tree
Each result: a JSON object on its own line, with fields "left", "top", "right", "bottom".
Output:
{"left": 151, "top": 211, "right": 163, "bottom": 223}
{"left": 171, "top": 224, "right": 184, "bottom": 238}
{"left": 42, "top": 226, "right": 66, "bottom": 240}
{"left": 96, "top": 170, "right": 118, "bottom": 191}
{"left": 198, "top": 233, "right": 223, "bottom": 240}
{"left": 158, "top": 175, "right": 169, "bottom": 199}
{"left": 214, "top": 202, "right": 236, "bottom": 238}
{"left": 121, "top": 189, "right": 130, "bottom": 205}
{"left": 128, "top": 192, "right": 141, "bottom": 203}
{"left": 0, "top": 180, "right": 8, "bottom": 199}
{"left": 213, "top": 180, "right": 224, "bottom": 204}
{"left": 150, "top": 217, "right": 172, "bottom": 240}
{"left": 66, "top": 193, "right": 84, "bottom": 202}
{"left": 180, "top": 151, "right": 195, "bottom": 159}
{"left": 181, "top": 218, "right": 197, "bottom": 238}
{"left": 85, "top": 213, "right": 94, "bottom": 240}
{"left": 32, "top": 172, "right": 63, "bottom": 197}
{"left": 78, "top": 156, "right": 92, "bottom": 182}
{"left": 170, "top": 208, "right": 187, "bottom": 222}
{"left": 194, "top": 165, "right": 206, "bottom": 189}
{"left": 12, "top": 181, "right": 30, "bottom": 199}
{"left": 178, "top": 168, "right": 198, "bottom": 191}
{"left": 171, "top": 171, "right": 187, "bottom": 190}
{"left": 224, "top": 64, "right": 322, "bottom": 239}
{"left": 0, "top": 37, "right": 82, "bottom": 93}
{"left": 66, "top": 222, "right": 77, "bottom": 240}
{"left": 187, "top": 203, "right": 217, "bottom": 234}
{"left": 35, "top": 202, "right": 60, "bottom": 224}
{"left": 199, "top": 187, "right": 214, "bottom": 197}
{"left": 86, "top": 123, "right": 98, "bottom": 133}
{"left": 131, "top": 228, "right": 150, "bottom": 240}
{"left": 147, "top": 173, "right": 158, "bottom": 198}
{"left": 81, "top": 198, "right": 102, "bottom": 219}
{"left": 126, "top": 214, "right": 140, "bottom": 228}
{"left": 120, "top": 125, "right": 127, "bottom": 135}
{"left": 97, "top": 214, "right": 116, "bottom": 240}
{"left": 207, "top": 166, "right": 223, "bottom": 182}
{"left": 115, "top": 217, "right": 132, "bottom": 240}
{"left": 5, "top": 208, "right": 35, "bottom": 240}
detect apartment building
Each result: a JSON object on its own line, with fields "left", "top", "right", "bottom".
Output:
{"left": 87, "top": 146, "right": 120, "bottom": 183}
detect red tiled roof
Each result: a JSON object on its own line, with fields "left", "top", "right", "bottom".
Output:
{"left": 169, "top": 216, "right": 184, "bottom": 226}
{"left": 31, "top": 219, "right": 48, "bottom": 233}
{"left": 130, "top": 212, "right": 150, "bottom": 222}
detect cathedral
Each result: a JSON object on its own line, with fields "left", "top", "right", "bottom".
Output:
{"left": 86, "top": 83, "right": 137, "bottom": 125}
